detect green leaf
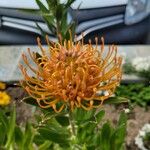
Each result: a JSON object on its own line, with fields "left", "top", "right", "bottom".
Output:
{"left": 103, "top": 96, "right": 129, "bottom": 105}
{"left": 64, "top": 21, "right": 76, "bottom": 41}
{"left": 36, "top": 22, "right": 46, "bottom": 37}
{"left": 0, "top": 110, "right": 8, "bottom": 131}
{"left": 110, "top": 126, "right": 126, "bottom": 150}
{"left": 39, "top": 140, "right": 52, "bottom": 150}
{"left": 110, "top": 112, "right": 127, "bottom": 150}
{"left": 99, "top": 122, "right": 112, "bottom": 150}
{"left": 15, "top": 126, "right": 23, "bottom": 148}
{"left": 38, "top": 127, "right": 69, "bottom": 144}
{"left": 43, "top": 16, "right": 56, "bottom": 34}
{"left": 5, "top": 105, "right": 16, "bottom": 149}
{"left": 33, "top": 134, "right": 45, "bottom": 146}
{"left": 55, "top": 4, "right": 64, "bottom": 21}
{"left": 74, "top": 108, "right": 95, "bottom": 122}
{"left": 46, "top": 0, "right": 58, "bottom": 9}
{"left": 23, "top": 122, "right": 34, "bottom": 149}
{"left": 55, "top": 116, "right": 69, "bottom": 126}
{"left": 117, "top": 112, "right": 127, "bottom": 127}
{"left": 18, "top": 9, "right": 40, "bottom": 15}
{"left": 0, "top": 123, "right": 6, "bottom": 145}
{"left": 65, "top": 0, "right": 76, "bottom": 8}
{"left": 22, "top": 96, "right": 39, "bottom": 107}
{"left": 95, "top": 110, "right": 105, "bottom": 124}
{"left": 36, "top": 0, "right": 49, "bottom": 13}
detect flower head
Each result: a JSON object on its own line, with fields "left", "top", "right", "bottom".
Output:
{"left": 0, "top": 91, "right": 11, "bottom": 106}
{"left": 19, "top": 36, "right": 122, "bottom": 112}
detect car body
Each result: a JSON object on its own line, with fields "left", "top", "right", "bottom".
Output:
{"left": 0, "top": 0, "right": 149, "bottom": 45}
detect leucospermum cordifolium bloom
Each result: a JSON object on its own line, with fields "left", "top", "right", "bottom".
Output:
{"left": 19, "top": 35, "right": 122, "bottom": 112}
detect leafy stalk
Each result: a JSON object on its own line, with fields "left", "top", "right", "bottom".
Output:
{"left": 5, "top": 105, "right": 16, "bottom": 150}
{"left": 68, "top": 109, "right": 76, "bottom": 137}
{"left": 34, "top": 0, "right": 76, "bottom": 42}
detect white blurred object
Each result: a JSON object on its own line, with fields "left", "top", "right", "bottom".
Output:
{"left": 131, "top": 56, "right": 150, "bottom": 71}
{"left": 135, "top": 123, "right": 150, "bottom": 150}
{"left": 125, "top": 0, "right": 150, "bottom": 25}
{"left": 124, "top": 108, "right": 130, "bottom": 113}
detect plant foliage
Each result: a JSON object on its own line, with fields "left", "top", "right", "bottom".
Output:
{"left": 115, "top": 83, "right": 150, "bottom": 108}
{"left": 35, "top": 0, "right": 76, "bottom": 42}
{"left": 23, "top": 95, "right": 128, "bottom": 150}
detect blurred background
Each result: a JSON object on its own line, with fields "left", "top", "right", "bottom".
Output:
{"left": 0, "top": 0, "right": 150, "bottom": 45}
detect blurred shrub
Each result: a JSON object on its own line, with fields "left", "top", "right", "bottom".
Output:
{"left": 116, "top": 83, "right": 150, "bottom": 108}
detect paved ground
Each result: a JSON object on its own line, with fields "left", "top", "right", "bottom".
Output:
{"left": 0, "top": 45, "right": 150, "bottom": 81}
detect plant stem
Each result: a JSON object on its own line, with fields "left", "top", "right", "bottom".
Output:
{"left": 56, "top": 20, "right": 61, "bottom": 43}
{"left": 68, "top": 108, "right": 76, "bottom": 136}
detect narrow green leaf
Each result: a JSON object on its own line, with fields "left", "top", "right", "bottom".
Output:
{"left": 0, "top": 123, "right": 6, "bottom": 145}
{"left": 22, "top": 96, "right": 38, "bottom": 107}
{"left": 0, "top": 110, "right": 8, "bottom": 131}
{"left": 64, "top": 21, "right": 76, "bottom": 41}
{"left": 36, "top": 0, "right": 49, "bottom": 13}
{"left": 43, "top": 16, "right": 56, "bottom": 34}
{"left": 38, "top": 127, "right": 69, "bottom": 144}
{"left": 15, "top": 126, "right": 23, "bottom": 148}
{"left": 100, "top": 122, "right": 112, "bottom": 150}
{"left": 46, "top": 0, "right": 58, "bottom": 9}
{"left": 117, "top": 112, "right": 127, "bottom": 127}
{"left": 36, "top": 22, "right": 46, "bottom": 37}
{"left": 110, "top": 125, "right": 126, "bottom": 150}
{"left": 18, "top": 9, "right": 40, "bottom": 15}
{"left": 33, "top": 134, "right": 45, "bottom": 146}
{"left": 74, "top": 108, "right": 95, "bottom": 123}
{"left": 65, "top": 0, "right": 76, "bottom": 8}
{"left": 95, "top": 110, "right": 105, "bottom": 124}
{"left": 55, "top": 4, "right": 63, "bottom": 21}
{"left": 39, "top": 140, "right": 52, "bottom": 150}
{"left": 23, "top": 122, "right": 34, "bottom": 149}
{"left": 103, "top": 96, "right": 129, "bottom": 105}
{"left": 5, "top": 105, "right": 16, "bottom": 149}
{"left": 110, "top": 112, "right": 127, "bottom": 150}
{"left": 55, "top": 116, "right": 69, "bottom": 126}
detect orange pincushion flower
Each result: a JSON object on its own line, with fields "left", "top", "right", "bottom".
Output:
{"left": 19, "top": 36, "right": 122, "bottom": 112}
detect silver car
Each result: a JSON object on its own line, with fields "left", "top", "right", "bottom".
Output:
{"left": 0, "top": 0, "right": 149, "bottom": 44}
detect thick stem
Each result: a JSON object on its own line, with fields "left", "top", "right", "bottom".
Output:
{"left": 56, "top": 20, "right": 62, "bottom": 43}
{"left": 68, "top": 109, "right": 76, "bottom": 136}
